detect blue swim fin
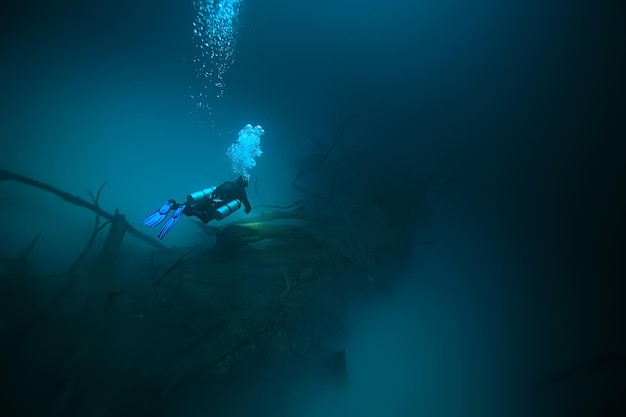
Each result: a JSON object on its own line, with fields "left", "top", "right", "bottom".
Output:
{"left": 158, "top": 204, "right": 186, "bottom": 239}
{"left": 141, "top": 200, "right": 174, "bottom": 228}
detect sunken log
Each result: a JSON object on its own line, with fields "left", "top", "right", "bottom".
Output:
{"left": 215, "top": 222, "right": 322, "bottom": 251}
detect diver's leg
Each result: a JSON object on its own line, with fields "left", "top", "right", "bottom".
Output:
{"left": 157, "top": 204, "right": 186, "bottom": 239}
{"left": 141, "top": 200, "right": 175, "bottom": 227}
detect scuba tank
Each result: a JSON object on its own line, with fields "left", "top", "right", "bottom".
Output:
{"left": 186, "top": 186, "right": 217, "bottom": 204}
{"left": 214, "top": 199, "right": 242, "bottom": 220}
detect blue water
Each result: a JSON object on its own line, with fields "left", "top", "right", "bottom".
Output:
{"left": 0, "top": 1, "right": 624, "bottom": 416}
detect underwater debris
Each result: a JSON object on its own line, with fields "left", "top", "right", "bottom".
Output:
{"left": 0, "top": 169, "right": 167, "bottom": 251}
{"left": 68, "top": 182, "right": 110, "bottom": 276}
{"left": 337, "top": 196, "right": 378, "bottom": 283}
{"left": 215, "top": 222, "right": 322, "bottom": 251}
{"left": 165, "top": 320, "right": 273, "bottom": 396}
{"left": 0, "top": 232, "right": 40, "bottom": 278}
{"left": 101, "top": 209, "right": 126, "bottom": 260}
{"left": 291, "top": 122, "right": 346, "bottom": 196}
{"left": 153, "top": 247, "right": 195, "bottom": 288}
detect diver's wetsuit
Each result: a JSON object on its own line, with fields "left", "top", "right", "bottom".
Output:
{"left": 174, "top": 180, "right": 252, "bottom": 224}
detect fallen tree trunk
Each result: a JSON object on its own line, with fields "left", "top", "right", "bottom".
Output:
{"left": 226, "top": 208, "right": 308, "bottom": 225}
{"left": 215, "top": 222, "right": 322, "bottom": 250}
{"left": 0, "top": 169, "right": 167, "bottom": 251}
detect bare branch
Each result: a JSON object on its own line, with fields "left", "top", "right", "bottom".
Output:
{"left": 24, "top": 233, "right": 41, "bottom": 258}
{"left": 153, "top": 247, "right": 194, "bottom": 288}
{"left": 291, "top": 122, "right": 346, "bottom": 194}
{"left": 88, "top": 181, "right": 108, "bottom": 205}
{"left": 0, "top": 170, "right": 167, "bottom": 251}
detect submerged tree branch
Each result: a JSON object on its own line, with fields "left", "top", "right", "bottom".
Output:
{"left": 0, "top": 233, "right": 41, "bottom": 277}
{"left": 0, "top": 169, "right": 167, "bottom": 251}
{"left": 68, "top": 182, "right": 110, "bottom": 275}
{"left": 166, "top": 320, "right": 273, "bottom": 397}
{"left": 153, "top": 247, "right": 194, "bottom": 288}
{"left": 291, "top": 122, "right": 346, "bottom": 196}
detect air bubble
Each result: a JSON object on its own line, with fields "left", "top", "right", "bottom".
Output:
{"left": 191, "top": 0, "right": 242, "bottom": 109}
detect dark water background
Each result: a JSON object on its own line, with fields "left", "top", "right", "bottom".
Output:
{"left": 0, "top": 1, "right": 624, "bottom": 416}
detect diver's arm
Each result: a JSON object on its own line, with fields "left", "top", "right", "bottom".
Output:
{"left": 240, "top": 190, "right": 252, "bottom": 214}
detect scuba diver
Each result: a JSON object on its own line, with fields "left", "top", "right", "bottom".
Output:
{"left": 141, "top": 175, "right": 252, "bottom": 239}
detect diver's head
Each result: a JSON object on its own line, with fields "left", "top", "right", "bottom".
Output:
{"left": 235, "top": 175, "right": 249, "bottom": 188}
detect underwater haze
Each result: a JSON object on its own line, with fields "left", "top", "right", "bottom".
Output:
{"left": 1, "top": 0, "right": 624, "bottom": 416}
